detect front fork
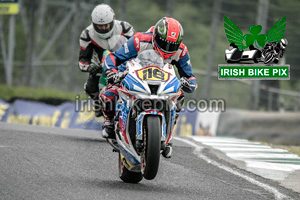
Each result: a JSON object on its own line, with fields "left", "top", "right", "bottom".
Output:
{"left": 135, "top": 111, "right": 167, "bottom": 153}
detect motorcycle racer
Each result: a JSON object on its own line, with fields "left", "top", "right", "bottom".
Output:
{"left": 78, "top": 4, "right": 135, "bottom": 117}
{"left": 261, "top": 38, "right": 288, "bottom": 64}
{"left": 100, "top": 17, "right": 198, "bottom": 158}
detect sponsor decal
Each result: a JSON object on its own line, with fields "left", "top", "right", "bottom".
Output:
{"left": 135, "top": 66, "right": 171, "bottom": 82}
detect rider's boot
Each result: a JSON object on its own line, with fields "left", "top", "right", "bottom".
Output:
{"left": 102, "top": 119, "right": 115, "bottom": 139}
{"left": 162, "top": 142, "right": 173, "bottom": 158}
{"left": 100, "top": 95, "right": 116, "bottom": 139}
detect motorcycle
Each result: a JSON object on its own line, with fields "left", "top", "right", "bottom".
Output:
{"left": 106, "top": 50, "right": 182, "bottom": 183}
{"left": 261, "top": 41, "right": 287, "bottom": 64}
{"left": 262, "top": 46, "right": 280, "bottom": 64}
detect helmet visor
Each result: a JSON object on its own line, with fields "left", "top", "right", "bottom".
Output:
{"left": 154, "top": 34, "right": 180, "bottom": 54}
{"left": 93, "top": 21, "right": 114, "bottom": 34}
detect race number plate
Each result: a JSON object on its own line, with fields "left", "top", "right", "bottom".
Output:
{"left": 135, "top": 66, "right": 170, "bottom": 82}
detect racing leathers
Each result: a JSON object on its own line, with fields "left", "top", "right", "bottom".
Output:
{"left": 101, "top": 27, "right": 197, "bottom": 126}
{"left": 78, "top": 20, "right": 135, "bottom": 116}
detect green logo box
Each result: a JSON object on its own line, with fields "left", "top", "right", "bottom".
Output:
{"left": 218, "top": 64, "right": 290, "bottom": 80}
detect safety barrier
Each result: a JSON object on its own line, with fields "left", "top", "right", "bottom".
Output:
{"left": 0, "top": 99, "right": 210, "bottom": 136}
{"left": 1, "top": 99, "right": 298, "bottom": 145}
{"left": 217, "top": 109, "right": 300, "bottom": 145}
{"left": 0, "top": 99, "right": 102, "bottom": 130}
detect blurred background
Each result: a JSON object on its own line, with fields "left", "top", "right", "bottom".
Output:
{"left": 1, "top": 0, "right": 300, "bottom": 111}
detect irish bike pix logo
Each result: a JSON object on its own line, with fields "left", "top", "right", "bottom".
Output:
{"left": 218, "top": 16, "right": 290, "bottom": 80}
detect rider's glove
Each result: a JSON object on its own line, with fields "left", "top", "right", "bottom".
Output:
{"left": 88, "top": 63, "right": 102, "bottom": 76}
{"left": 106, "top": 69, "right": 118, "bottom": 84}
{"left": 106, "top": 69, "right": 129, "bottom": 85}
{"left": 115, "top": 70, "right": 128, "bottom": 83}
{"left": 180, "top": 77, "right": 191, "bottom": 90}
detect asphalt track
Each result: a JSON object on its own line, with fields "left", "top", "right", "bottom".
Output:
{"left": 1, "top": 123, "right": 299, "bottom": 200}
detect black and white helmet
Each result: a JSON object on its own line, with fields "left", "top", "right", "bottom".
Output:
{"left": 91, "top": 4, "right": 115, "bottom": 39}
{"left": 280, "top": 38, "right": 288, "bottom": 49}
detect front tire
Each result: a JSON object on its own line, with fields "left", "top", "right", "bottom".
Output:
{"left": 143, "top": 115, "right": 161, "bottom": 180}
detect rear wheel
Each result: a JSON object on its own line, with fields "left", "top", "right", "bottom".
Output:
{"left": 143, "top": 115, "right": 161, "bottom": 180}
{"left": 118, "top": 153, "right": 143, "bottom": 183}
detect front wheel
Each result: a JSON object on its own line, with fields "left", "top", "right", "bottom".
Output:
{"left": 143, "top": 115, "right": 161, "bottom": 180}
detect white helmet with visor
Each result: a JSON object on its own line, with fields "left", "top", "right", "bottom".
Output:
{"left": 91, "top": 4, "right": 115, "bottom": 39}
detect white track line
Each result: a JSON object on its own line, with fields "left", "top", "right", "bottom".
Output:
{"left": 175, "top": 137, "right": 292, "bottom": 200}
{"left": 226, "top": 153, "right": 299, "bottom": 159}
{"left": 211, "top": 148, "right": 289, "bottom": 152}
{"left": 198, "top": 143, "right": 272, "bottom": 148}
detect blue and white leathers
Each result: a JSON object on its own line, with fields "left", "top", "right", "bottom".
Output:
{"left": 103, "top": 30, "right": 198, "bottom": 93}
{"left": 114, "top": 50, "right": 182, "bottom": 173}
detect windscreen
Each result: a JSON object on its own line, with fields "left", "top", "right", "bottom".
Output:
{"left": 136, "top": 50, "right": 164, "bottom": 68}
